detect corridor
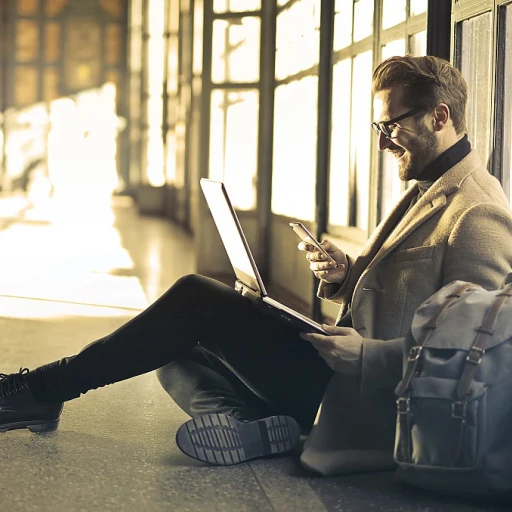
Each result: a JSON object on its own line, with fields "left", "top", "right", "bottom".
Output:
{"left": 0, "top": 192, "right": 507, "bottom": 512}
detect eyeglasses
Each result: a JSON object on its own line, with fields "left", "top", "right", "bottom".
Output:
{"left": 371, "top": 107, "right": 423, "bottom": 139}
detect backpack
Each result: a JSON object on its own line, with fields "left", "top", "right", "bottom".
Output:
{"left": 394, "top": 280, "right": 512, "bottom": 496}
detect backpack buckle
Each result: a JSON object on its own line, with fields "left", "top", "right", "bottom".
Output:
{"left": 408, "top": 346, "right": 423, "bottom": 362}
{"left": 466, "top": 346, "right": 485, "bottom": 365}
{"left": 396, "top": 397, "right": 410, "bottom": 414}
{"left": 451, "top": 401, "right": 467, "bottom": 420}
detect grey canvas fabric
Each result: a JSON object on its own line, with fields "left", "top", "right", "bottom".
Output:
{"left": 394, "top": 279, "right": 512, "bottom": 495}
{"left": 301, "top": 150, "right": 512, "bottom": 475}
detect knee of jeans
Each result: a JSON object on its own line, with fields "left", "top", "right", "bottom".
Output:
{"left": 155, "top": 362, "right": 183, "bottom": 395}
{"left": 172, "top": 273, "right": 206, "bottom": 294}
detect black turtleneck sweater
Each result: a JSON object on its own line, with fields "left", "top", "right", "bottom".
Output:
{"left": 408, "top": 134, "right": 472, "bottom": 210}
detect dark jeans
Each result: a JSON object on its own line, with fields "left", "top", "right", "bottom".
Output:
{"left": 27, "top": 275, "right": 333, "bottom": 432}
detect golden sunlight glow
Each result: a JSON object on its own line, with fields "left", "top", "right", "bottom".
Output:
{"left": 272, "top": 77, "right": 318, "bottom": 220}
{"left": 0, "top": 81, "right": 148, "bottom": 321}
{"left": 145, "top": 0, "right": 166, "bottom": 187}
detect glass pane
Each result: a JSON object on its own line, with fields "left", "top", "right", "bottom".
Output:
{"left": 379, "top": 40, "right": 406, "bottom": 221}
{"left": 147, "top": 0, "right": 165, "bottom": 95}
{"left": 459, "top": 13, "right": 493, "bottom": 167}
{"left": 100, "top": 0, "right": 124, "bottom": 18}
{"left": 213, "top": 0, "right": 260, "bottom": 13}
{"left": 15, "top": 67, "right": 38, "bottom": 106}
{"left": 105, "top": 24, "right": 122, "bottom": 65}
{"left": 17, "top": 0, "right": 39, "bottom": 15}
{"left": 45, "top": 23, "right": 61, "bottom": 63}
{"left": 329, "top": 59, "right": 352, "bottom": 227}
{"left": 193, "top": 0, "right": 204, "bottom": 75}
{"left": 275, "top": 0, "right": 321, "bottom": 80}
{"left": 167, "top": 35, "right": 179, "bottom": 94}
{"left": 212, "top": 17, "right": 260, "bottom": 83}
{"left": 45, "top": 0, "right": 69, "bottom": 17}
{"left": 44, "top": 67, "right": 60, "bottom": 103}
{"left": 410, "top": 0, "right": 428, "bottom": 16}
{"left": 382, "top": 0, "right": 406, "bottom": 29}
{"left": 353, "top": 0, "right": 373, "bottom": 42}
{"left": 16, "top": 21, "right": 39, "bottom": 62}
{"left": 502, "top": 5, "right": 512, "bottom": 200}
{"left": 409, "top": 29, "right": 427, "bottom": 56}
{"left": 272, "top": 77, "right": 318, "bottom": 220}
{"left": 130, "top": 27, "right": 142, "bottom": 72}
{"left": 146, "top": 128, "right": 165, "bottom": 186}
{"left": 333, "top": 0, "right": 353, "bottom": 51}
{"left": 351, "top": 50, "right": 372, "bottom": 230}
{"left": 209, "top": 89, "right": 259, "bottom": 210}
{"left": 382, "top": 38, "right": 406, "bottom": 59}
{"left": 65, "top": 20, "right": 102, "bottom": 90}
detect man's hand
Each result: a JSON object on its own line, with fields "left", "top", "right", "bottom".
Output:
{"left": 300, "top": 325, "right": 363, "bottom": 375}
{"left": 297, "top": 239, "right": 349, "bottom": 284}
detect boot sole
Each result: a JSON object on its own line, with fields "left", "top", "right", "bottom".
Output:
{"left": 176, "top": 414, "right": 300, "bottom": 465}
{"left": 0, "top": 419, "right": 59, "bottom": 434}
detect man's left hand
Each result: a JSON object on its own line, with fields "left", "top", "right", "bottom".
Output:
{"left": 300, "top": 325, "right": 363, "bottom": 375}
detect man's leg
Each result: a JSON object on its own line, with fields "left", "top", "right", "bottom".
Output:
{"left": 156, "top": 346, "right": 279, "bottom": 422}
{"left": 1, "top": 274, "right": 330, "bottom": 453}
{"left": 157, "top": 339, "right": 332, "bottom": 434}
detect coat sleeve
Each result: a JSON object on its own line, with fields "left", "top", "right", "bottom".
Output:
{"left": 359, "top": 202, "right": 512, "bottom": 395}
{"left": 317, "top": 255, "right": 356, "bottom": 303}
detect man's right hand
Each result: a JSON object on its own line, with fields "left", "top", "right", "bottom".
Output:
{"left": 298, "top": 238, "right": 348, "bottom": 284}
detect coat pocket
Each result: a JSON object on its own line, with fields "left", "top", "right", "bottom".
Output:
{"left": 394, "top": 244, "right": 435, "bottom": 263}
{"left": 394, "top": 376, "right": 487, "bottom": 469}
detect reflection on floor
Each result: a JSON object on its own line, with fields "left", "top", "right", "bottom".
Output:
{"left": 0, "top": 193, "right": 508, "bottom": 512}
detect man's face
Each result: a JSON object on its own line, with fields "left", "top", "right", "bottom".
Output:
{"left": 373, "top": 87, "right": 440, "bottom": 181}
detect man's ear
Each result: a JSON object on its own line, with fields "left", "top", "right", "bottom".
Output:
{"left": 433, "top": 103, "right": 450, "bottom": 131}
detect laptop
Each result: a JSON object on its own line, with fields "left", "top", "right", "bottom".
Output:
{"left": 200, "top": 178, "right": 327, "bottom": 334}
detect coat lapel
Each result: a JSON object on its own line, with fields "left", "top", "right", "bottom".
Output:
{"left": 368, "top": 193, "right": 448, "bottom": 270}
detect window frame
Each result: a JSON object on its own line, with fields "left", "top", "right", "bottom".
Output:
{"left": 326, "top": 0, "right": 427, "bottom": 241}
{"left": 451, "top": 0, "right": 512, "bottom": 195}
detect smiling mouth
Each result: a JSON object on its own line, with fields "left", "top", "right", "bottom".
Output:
{"left": 390, "top": 150, "right": 406, "bottom": 160}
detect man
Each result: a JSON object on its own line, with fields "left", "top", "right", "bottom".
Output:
{"left": 1, "top": 56, "right": 512, "bottom": 472}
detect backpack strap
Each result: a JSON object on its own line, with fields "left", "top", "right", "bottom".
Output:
{"left": 455, "top": 285, "right": 512, "bottom": 400}
{"left": 395, "top": 282, "right": 475, "bottom": 463}
{"left": 396, "top": 282, "right": 476, "bottom": 396}
{"left": 448, "top": 285, "right": 512, "bottom": 464}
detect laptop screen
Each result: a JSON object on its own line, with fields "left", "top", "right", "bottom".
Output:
{"left": 200, "top": 179, "right": 265, "bottom": 294}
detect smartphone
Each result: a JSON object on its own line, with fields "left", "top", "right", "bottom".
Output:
{"left": 289, "top": 222, "right": 337, "bottom": 265}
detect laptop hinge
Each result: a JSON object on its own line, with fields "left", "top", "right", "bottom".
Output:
{"left": 235, "top": 280, "right": 261, "bottom": 302}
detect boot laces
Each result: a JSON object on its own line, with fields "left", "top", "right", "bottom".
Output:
{"left": 0, "top": 368, "right": 29, "bottom": 398}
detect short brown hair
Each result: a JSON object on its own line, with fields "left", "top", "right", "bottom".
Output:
{"left": 372, "top": 55, "right": 467, "bottom": 134}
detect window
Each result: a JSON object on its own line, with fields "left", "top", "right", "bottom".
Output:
{"left": 209, "top": 89, "right": 259, "bottom": 210}
{"left": 213, "top": 0, "right": 260, "bottom": 13}
{"left": 271, "top": 0, "right": 321, "bottom": 220}
{"left": 212, "top": 17, "right": 260, "bottom": 83}
{"left": 207, "top": 8, "right": 262, "bottom": 209}
{"left": 499, "top": 2, "right": 512, "bottom": 199}
{"left": 275, "top": 0, "right": 321, "bottom": 80}
{"left": 272, "top": 77, "right": 318, "bottom": 219}
{"left": 143, "top": 0, "right": 166, "bottom": 186}
{"left": 329, "top": 0, "right": 427, "bottom": 232}
{"left": 456, "top": 11, "right": 493, "bottom": 167}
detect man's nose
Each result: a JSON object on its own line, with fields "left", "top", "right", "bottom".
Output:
{"left": 378, "top": 131, "right": 392, "bottom": 151}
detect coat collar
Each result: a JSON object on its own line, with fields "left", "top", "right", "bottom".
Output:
{"left": 357, "top": 150, "right": 483, "bottom": 275}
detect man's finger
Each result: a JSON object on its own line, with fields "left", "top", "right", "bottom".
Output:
{"left": 322, "top": 325, "right": 355, "bottom": 335}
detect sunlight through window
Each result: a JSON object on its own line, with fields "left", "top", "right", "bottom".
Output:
{"left": 209, "top": 89, "right": 259, "bottom": 210}
{"left": 272, "top": 77, "right": 318, "bottom": 220}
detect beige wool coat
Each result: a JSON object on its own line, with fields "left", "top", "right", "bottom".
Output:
{"left": 301, "top": 150, "right": 512, "bottom": 475}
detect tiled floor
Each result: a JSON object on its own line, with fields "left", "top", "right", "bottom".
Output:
{"left": 0, "top": 193, "right": 510, "bottom": 511}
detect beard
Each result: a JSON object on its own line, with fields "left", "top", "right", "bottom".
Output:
{"left": 395, "top": 124, "right": 440, "bottom": 182}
